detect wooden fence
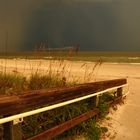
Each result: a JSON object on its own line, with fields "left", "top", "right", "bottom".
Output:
{"left": 0, "top": 79, "right": 127, "bottom": 140}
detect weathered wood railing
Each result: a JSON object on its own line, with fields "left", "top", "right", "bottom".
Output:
{"left": 0, "top": 79, "right": 127, "bottom": 140}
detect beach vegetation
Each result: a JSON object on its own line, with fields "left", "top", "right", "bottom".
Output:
{"left": 0, "top": 59, "right": 118, "bottom": 140}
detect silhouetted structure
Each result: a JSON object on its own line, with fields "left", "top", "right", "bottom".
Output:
{"left": 34, "top": 41, "right": 80, "bottom": 54}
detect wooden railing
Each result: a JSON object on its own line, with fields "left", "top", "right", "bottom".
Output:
{"left": 0, "top": 79, "right": 127, "bottom": 140}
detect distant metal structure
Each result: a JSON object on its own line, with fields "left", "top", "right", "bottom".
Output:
{"left": 34, "top": 41, "right": 48, "bottom": 52}
{"left": 34, "top": 41, "right": 80, "bottom": 54}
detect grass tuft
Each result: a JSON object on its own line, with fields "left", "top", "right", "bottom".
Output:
{"left": 0, "top": 72, "right": 27, "bottom": 94}
{"left": 28, "top": 73, "right": 66, "bottom": 90}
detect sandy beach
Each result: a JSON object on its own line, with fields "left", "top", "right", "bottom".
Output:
{"left": 0, "top": 59, "right": 140, "bottom": 140}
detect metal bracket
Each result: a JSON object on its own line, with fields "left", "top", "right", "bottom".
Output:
{"left": 13, "top": 118, "right": 23, "bottom": 125}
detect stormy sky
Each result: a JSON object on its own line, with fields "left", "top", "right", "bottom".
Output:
{"left": 0, "top": 0, "right": 140, "bottom": 52}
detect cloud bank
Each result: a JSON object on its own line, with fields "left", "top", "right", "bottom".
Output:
{"left": 0, "top": 0, "right": 140, "bottom": 52}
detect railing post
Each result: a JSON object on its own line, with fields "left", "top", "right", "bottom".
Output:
{"left": 117, "top": 87, "right": 123, "bottom": 97}
{"left": 12, "top": 124, "right": 22, "bottom": 140}
{"left": 96, "top": 95, "right": 99, "bottom": 107}
{"left": 95, "top": 95, "right": 99, "bottom": 120}
{"left": 92, "top": 95, "right": 100, "bottom": 108}
{"left": 3, "top": 119, "right": 22, "bottom": 140}
{"left": 3, "top": 121, "right": 13, "bottom": 140}
{"left": 0, "top": 126, "right": 3, "bottom": 140}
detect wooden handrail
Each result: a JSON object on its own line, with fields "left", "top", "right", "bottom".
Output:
{"left": 0, "top": 79, "right": 126, "bottom": 116}
{"left": 28, "top": 109, "right": 99, "bottom": 140}
{"left": 28, "top": 96, "right": 124, "bottom": 140}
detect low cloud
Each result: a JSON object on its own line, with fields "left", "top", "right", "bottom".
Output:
{"left": 0, "top": 0, "right": 140, "bottom": 52}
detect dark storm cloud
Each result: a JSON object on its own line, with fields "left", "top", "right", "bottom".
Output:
{"left": 0, "top": 0, "right": 140, "bottom": 52}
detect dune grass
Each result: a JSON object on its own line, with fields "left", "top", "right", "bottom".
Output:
{"left": 0, "top": 59, "right": 117, "bottom": 140}
{"left": 0, "top": 72, "right": 70, "bottom": 95}
{"left": 0, "top": 72, "right": 27, "bottom": 94}
{"left": 0, "top": 71, "right": 109, "bottom": 140}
